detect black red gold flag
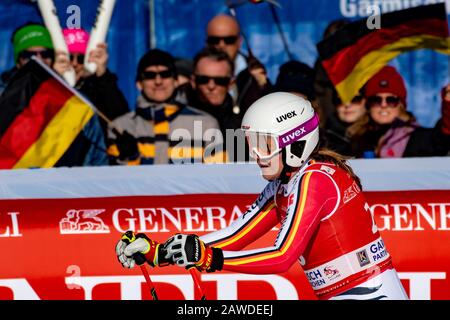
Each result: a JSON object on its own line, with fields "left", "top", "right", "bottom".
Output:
{"left": 0, "top": 58, "right": 95, "bottom": 169}
{"left": 317, "top": 3, "right": 450, "bottom": 103}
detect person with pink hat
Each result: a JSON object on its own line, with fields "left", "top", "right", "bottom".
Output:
{"left": 54, "top": 28, "right": 107, "bottom": 82}
{"left": 347, "top": 65, "right": 450, "bottom": 158}
{"left": 52, "top": 28, "right": 129, "bottom": 139}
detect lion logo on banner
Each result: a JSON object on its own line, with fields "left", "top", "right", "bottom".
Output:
{"left": 60, "top": 209, "right": 110, "bottom": 234}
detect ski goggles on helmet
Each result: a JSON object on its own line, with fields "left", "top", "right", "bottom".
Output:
{"left": 244, "top": 113, "right": 319, "bottom": 161}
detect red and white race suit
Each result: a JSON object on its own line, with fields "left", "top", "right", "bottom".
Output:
{"left": 200, "top": 160, "right": 408, "bottom": 300}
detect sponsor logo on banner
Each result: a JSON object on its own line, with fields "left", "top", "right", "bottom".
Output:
{"left": 0, "top": 212, "right": 22, "bottom": 237}
{"left": 1, "top": 190, "right": 450, "bottom": 299}
{"left": 356, "top": 249, "right": 370, "bottom": 267}
{"left": 60, "top": 209, "right": 110, "bottom": 234}
{"left": 370, "top": 202, "right": 450, "bottom": 231}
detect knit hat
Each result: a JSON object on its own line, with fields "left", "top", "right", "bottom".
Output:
{"left": 136, "top": 49, "right": 177, "bottom": 81}
{"left": 13, "top": 24, "right": 53, "bottom": 63}
{"left": 175, "top": 58, "right": 193, "bottom": 78}
{"left": 63, "top": 28, "right": 89, "bottom": 54}
{"left": 364, "top": 66, "right": 407, "bottom": 107}
{"left": 275, "top": 60, "right": 316, "bottom": 100}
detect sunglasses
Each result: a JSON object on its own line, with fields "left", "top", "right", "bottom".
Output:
{"left": 195, "top": 74, "right": 231, "bottom": 87}
{"left": 367, "top": 95, "right": 400, "bottom": 108}
{"left": 70, "top": 53, "right": 85, "bottom": 64}
{"left": 206, "top": 36, "right": 239, "bottom": 45}
{"left": 141, "top": 70, "right": 173, "bottom": 80}
{"left": 19, "top": 49, "right": 54, "bottom": 61}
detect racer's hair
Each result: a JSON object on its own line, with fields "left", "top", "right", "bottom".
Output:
{"left": 310, "top": 147, "right": 362, "bottom": 190}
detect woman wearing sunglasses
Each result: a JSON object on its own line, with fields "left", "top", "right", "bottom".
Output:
{"left": 348, "top": 66, "right": 450, "bottom": 158}
{"left": 119, "top": 92, "right": 408, "bottom": 300}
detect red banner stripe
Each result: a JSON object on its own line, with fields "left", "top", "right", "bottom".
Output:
{"left": 321, "top": 18, "right": 449, "bottom": 85}
{"left": 0, "top": 78, "right": 73, "bottom": 169}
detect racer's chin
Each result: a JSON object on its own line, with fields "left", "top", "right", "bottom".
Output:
{"left": 257, "top": 155, "right": 283, "bottom": 181}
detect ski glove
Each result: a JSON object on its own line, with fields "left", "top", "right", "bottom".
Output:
{"left": 112, "top": 128, "right": 139, "bottom": 161}
{"left": 163, "top": 234, "right": 223, "bottom": 272}
{"left": 115, "top": 231, "right": 172, "bottom": 268}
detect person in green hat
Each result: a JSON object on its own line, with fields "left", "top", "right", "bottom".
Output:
{"left": 1, "top": 23, "right": 55, "bottom": 94}
{"left": 13, "top": 23, "right": 55, "bottom": 68}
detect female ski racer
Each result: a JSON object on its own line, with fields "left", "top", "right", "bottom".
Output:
{"left": 116, "top": 92, "right": 408, "bottom": 300}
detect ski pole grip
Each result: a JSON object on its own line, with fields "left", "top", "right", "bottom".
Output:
{"left": 121, "top": 231, "right": 147, "bottom": 266}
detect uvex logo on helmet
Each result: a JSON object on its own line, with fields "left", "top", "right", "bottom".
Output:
{"left": 276, "top": 111, "right": 297, "bottom": 123}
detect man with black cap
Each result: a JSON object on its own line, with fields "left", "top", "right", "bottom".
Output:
{"left": 107, "top": 49, "right": 226, "bottom": 165}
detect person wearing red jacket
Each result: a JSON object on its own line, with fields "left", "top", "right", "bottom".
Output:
{"left": 116, "top": 92, "right": 408, "bottom": 300}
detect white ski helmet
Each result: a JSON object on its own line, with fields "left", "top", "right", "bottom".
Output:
{"left": 241, "top": 92, "right": 320, "bottom": 167}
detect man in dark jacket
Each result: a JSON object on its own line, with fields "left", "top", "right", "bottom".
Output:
{"left": 182, "top": 47, "right": 247, "bottom": 162}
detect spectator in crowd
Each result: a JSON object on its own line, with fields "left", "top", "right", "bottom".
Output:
{"left": 53, "top": 28, "right": 130, "bottom": 136}
{"left": 205, "top": 14, "right": 271, "bottom": 118}
{"left": 322, "top": 89, "right": 366, "bottom": 156}
{"left": 1, "top": 23, "right": 55, "bottom": 95}
{"left": 182, "top": 47, "right": 246, "bottom": 162}
{"left": 347, "top": 66, "right": 450, "bottom": 158}
{"left": 0, "top": 22, "right": 108, "bottom": 167}
{"left": 274, "top": 60, "right": 324, "bottom": 123}
{"left": 175, "top": 57, "right": 194, "bottom": 87}
{"left": 273, "top": 59, "right": 361, "bottom": 156}
{"left": 107, "top": 48, "right": 225, "bottom": 165}
{"left": 314, "top": 19, "right": 349, "bottom": 128}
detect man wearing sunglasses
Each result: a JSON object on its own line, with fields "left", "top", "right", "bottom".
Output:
{"left": 348, "top": 66, "right": 450, "bottom": 158}
{"left": 107, "top": 49, "right": 225, "bottom": 165}
{"left": 206, "top": 14, "right": 271, "bottom": 120}
{"left": 180, "top": 47, "right": 248, "bottom": 161}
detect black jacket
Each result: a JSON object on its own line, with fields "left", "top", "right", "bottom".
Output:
{"left": 76, "top": 69, "right": 130, "bottom": 136}
{"left": 183, "top": 84, "right": 249, "bottom": 162}
{"left": 235, "top": 67, "right": 272, "bottom": 115}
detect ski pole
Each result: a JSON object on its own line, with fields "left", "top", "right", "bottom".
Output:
{"left": 139, "top": 263, "right": 158, "bottom": 300}
{"left": 122, "top": 231, "right": 159, "bottom": 300}
{"left": 188, "top": 267, "right": 206, "bottom": 300}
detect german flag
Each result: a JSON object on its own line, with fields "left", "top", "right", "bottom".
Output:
{"left": 0, "top": 58, "right": 95, "bottom": 169}
{"left": 317, "top": 3, "right": 450, "bottom": 104}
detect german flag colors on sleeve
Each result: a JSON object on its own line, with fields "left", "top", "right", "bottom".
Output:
{"left": 317, "top": 3, "right": 450, "bottom": 104}
{"left": 0, "top": 58, "right": 95, "bottom": 169}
